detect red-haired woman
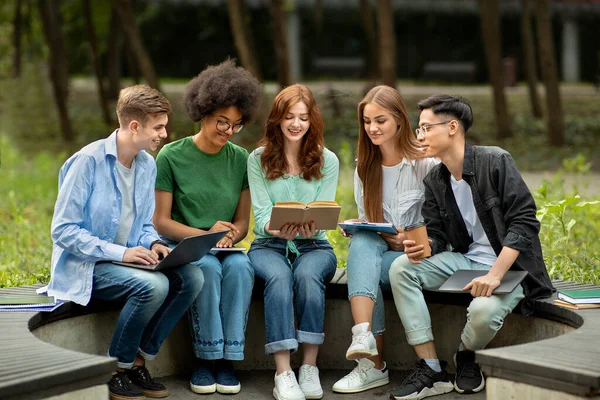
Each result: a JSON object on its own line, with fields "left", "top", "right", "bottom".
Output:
{"left": 247, "top": 84, "right": 339, "bottom": 400}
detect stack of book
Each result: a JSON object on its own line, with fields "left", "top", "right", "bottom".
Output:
{"left": 0, "top": 295, "right": 64, "bottom": 312}
{"left": 555, "top": 289, "right": 600, "bottom": 310}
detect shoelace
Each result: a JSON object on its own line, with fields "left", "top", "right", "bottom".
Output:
{"left": 133, "top": 366, "right": 154, "bottom": 384}
{"left": 347, "top": 360, "right": 370, "bottom": 383}
{"left": 282, "top": 372, "right": 298, "bottom": 389}
{"left": 302, "top": 366, "right": 315, "bottom": 383}
{"left": 402, "top": 364, "right": 431, "bottom": 387}
{"left": 457, "top": 361, "right": 479, "bottom": 379}
{"left": 113, "top": 373, "right": 133, "bottom": 390}
{"left": 352, "top": 332, "right": 369, "bottom": 346}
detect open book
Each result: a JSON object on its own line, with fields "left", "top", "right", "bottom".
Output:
{"left": 269, "top": 200, "right": 341, "bottom": 230}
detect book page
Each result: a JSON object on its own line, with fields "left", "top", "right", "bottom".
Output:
{"left": 307, "top": 200, "right": 339, "bottom": 207}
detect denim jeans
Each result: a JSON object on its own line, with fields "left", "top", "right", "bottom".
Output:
{"left": 187, "top": 252, "right": 254, "bottom": 360}
{"left": 247, "top": 238, "right": 337, "bottom": 355}
{"left": 92, "top": 262, "right": 204, "bottom": 369}
{"left": 346, "top": 230, "right": 404, "bottom": 335}
{"left": 389, "top": 252, "right": 525, "bottom": 350}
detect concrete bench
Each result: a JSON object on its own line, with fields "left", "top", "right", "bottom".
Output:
{"left": 312, "top": 57, "right": 365, "bottom": 78}
{"left": 1, "top": 277, "right": 599, "bottom": 399}
{"left": 422, "top": 62, "right": 477, "bottom": 83}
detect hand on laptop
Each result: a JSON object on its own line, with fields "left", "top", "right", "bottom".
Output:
{"left": 151, "top": 244, "right": 171, "bottom": 261}
{"left": 210, "top": 221, "right": 239, "bottom": 248}
{"left": 123, "top": 246, "right": 162, "bottom": 265}
{"left": 463, "top": 273, "right": 501, "bottom": 297}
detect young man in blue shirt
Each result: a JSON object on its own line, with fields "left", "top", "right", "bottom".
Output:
{"left": 388, "top": 95, "right": 553, "bottom": 399}
{"left": 49, "top": 85, "right": 204, "bottom": 400}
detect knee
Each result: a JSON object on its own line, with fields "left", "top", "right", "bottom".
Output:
{"left": 467, "top": 297, "right": 504, "bottom": 332}
{"left": 138, "top": 274, "right": 169, "bottom": 306}
{"left": 389, "top": 254, "right": 413, "bottom": 285}
{"left": 184, "top": 266, "right": 204, "bottom": 297}
{"left": 264, "top": 273, "right": 293, "bottom": 303}
{"left": 227, "top": 256, "right": 254, "bottom": 280}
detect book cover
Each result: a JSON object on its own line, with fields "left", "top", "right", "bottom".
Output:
{"left": 557, "top": 289, "right": 600, "bottom": 304}
{"left": 269, "top": 201, "right": 341, "bottom": 230}
{"left": 209, "top": 247, "right": 247, "bottom": 255}
{"left": 554, "top": 299, "right": 600, "bottom": 310}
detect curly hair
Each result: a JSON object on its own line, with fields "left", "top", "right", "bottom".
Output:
{"left": 357, "top": 85, "right": 423, "bottom": 222}
{"left": 259, "top": 84, "right": 324, "bottom": 181}
{"left": 183, "top": 59, "right": 262, "bottom": 123}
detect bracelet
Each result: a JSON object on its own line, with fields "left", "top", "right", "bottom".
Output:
{"left": 150, "top": 239, "right": 169, "bottom": 249}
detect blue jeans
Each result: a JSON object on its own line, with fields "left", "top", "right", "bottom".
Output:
{"left": 92, "top": 262, "right": 204, "bottom": 369}
{"left": 389, "top": 252, "right": 525, "bottom": 350}
{"left": 188, "top": 252, "right": 254, "bottom": 360}
{"left": 346, "top": 230, "right": 404, "bottom": 335}
{"left": 248, "top": 238, "right": 337, "bottom": 355}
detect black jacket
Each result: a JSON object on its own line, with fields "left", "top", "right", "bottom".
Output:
{"left": 423, "top": 144, "right": 554, "bottom": 315}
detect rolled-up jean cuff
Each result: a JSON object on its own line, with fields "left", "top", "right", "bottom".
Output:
{"left": 223, "top": 351, "right": 245, "bottom": 361}
{"left": 460, "top": 333, "right": 485, "bottom": 352}
{"left": 373, "top": 328, "right": 385, "bottom": 336}
{"left": 405, "top": 327, "right": 434, "bottom": 346}
{"left": 138, "top": 348, "right": 158, "bottom": 361}
{"left": 348, "top": 290, "right": 377, "bottom": 301}
{"left": 108, "top": 351, "right": 135, "bottom": 369}
{"left": 265, "top": 338, "right": 298, "bottom": 355}
{"left": 297, "top": 330, "right": 325, "bottom": 345}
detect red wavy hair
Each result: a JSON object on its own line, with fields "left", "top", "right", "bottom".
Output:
{"left": 259, "top": 84, "right": 324, "bottom": 181}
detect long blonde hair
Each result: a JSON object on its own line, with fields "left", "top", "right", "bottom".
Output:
{"left": 356, "top": 85, "right": 422, "bottom": 222}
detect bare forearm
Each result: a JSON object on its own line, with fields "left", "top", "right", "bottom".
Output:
{"left": 154, "top": 218, "right": 206, "bottom": 243}
{"left": 488, "top": 246, "right": 520, "bottom": 279}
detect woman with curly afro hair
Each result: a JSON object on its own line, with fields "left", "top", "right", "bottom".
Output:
{"left": 153, "top": 59, "right": 262, "bottom": 395}
{"left": 247, "top": 84, "right": 339, "bottom": 400}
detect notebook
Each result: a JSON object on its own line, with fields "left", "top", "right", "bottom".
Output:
{"left": 112, "top": 231, "right": 228, "bottom": 271}
{"left": 0, "top": 295, "right": 65, "bottom": 312}
{"left": 337, "top": 222, "right": 398, "bottom": 235}
{"left": 437, "top": 270, "right": 528, "bottom": 294}
{"left": 209, "top": 247, "right": 247, "bottom": 255}
{"left": 557, "top": 289, "right": 600, "bottom": 305}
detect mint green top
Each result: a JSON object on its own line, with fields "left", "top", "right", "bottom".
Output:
{"left": 247, "top": 146, "right": 339, "bottom": 241}
{"left": 155, "top": 137, "right": 249, "bottom": 230}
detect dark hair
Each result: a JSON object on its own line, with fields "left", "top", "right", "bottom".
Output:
{"left": 357, "top": 85, "right": 423, "bottom": 222}
{"left": 417, "top": 94, "right": 473, "bottom": 133}
{"left": 116, "top": 85, "right": 171, "bottom": 126}
{"left": 259, "top": 84, "right": 324, "bottom": 181}
{"left": 183, "top": 59, "right": 262, "bottom": 123}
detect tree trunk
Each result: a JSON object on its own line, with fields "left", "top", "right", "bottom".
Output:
{"left": 269, "top": 0, "right": 292, "bottom": 88}
{"left": 477, "top": 0, "right": 512, "bottom": 139}
{"left": 227, "top": 0, "right": 262, "bottom": 80}
{"left": 12, "top": 0, "right": 23, "bottom": 78}
{"left": 82, "top": 0, "right": 112, "bottom": 125}
{"left": 376, "top": 0, "right": 396, "bottom": 88}
{"left": 521, "top": 0, "right": 543, "bottom": 118}
{"left": 360, "top": 0, "right": 378, "bottom": 80}
{"left": 535, "top": 0, "right": 564, "bottom": 147}
{"left": 38, "top": 0, "right": 74, "bottom": 142}
{"left": 111, "top": 0, "right": 159, "bottom": 90}
{"left": 106, "top": 7, "right": 121, "bottom": 100}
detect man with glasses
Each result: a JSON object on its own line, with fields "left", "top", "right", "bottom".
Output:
{"left": 387, "top": 94, "right": 553, "bottom": 399}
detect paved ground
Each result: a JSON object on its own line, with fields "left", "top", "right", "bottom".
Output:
{"left": 159, "top": 370, "right": 486, "bottom": 400}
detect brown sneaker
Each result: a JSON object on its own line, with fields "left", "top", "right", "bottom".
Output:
{"left": 126, "top": 366, "right": 168, "bottom": 398}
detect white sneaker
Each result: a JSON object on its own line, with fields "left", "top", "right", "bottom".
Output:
{"left": 332, "top": 358, "right": 390, "bottom": 394}
{"left": 273, "top": 370, "right": 305, "bottom": 400}
{"left": 346, "top": 322, "right": 378, "bottom": 360}
{"left": 298, "top": 364, "right": 323, "bottom": 399}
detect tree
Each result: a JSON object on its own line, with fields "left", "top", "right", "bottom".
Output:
{"left": 477, "top": 0, "right": 512, "bottom": 139}
{"left": 111, "top": 0, "right": 159, "bottom": 90}
{"left": 12, "top": 0, "right": 23, "bottom": 78}
{"left": 521, "top": 0, "right": 543, "bottom": 118}
{"left": 106, "top": 6, "right": 121, "bottom": 100}
{"left": 360, "top": 0, "right": 379, "bottom": 80}
{"left": 535, "top": 0, "right": 564, "bottom": 147}
{"left": 38, "top": 0, "right": 74, "bottom": 142}
{"left": 82, "top": 0, "right": 111, "bottom": 125}
{"left": 227, "top": 0, "right": 262, "bottom": 80}
{"left": 269, "top": 0, "right": 292, "bottom": 88}
{"left": 376, "top": 0, "right": 396, "bottom": 88}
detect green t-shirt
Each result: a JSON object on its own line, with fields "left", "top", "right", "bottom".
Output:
{"left": 155, "top": 137, "right": 249, "bottom": 230}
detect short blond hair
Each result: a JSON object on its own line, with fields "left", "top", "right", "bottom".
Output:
{"left": 116, "top": 85, "right": 171, "bottom": 126}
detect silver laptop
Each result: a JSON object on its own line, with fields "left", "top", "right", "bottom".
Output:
{"left": 112, "top": 231, "right": 228, "bottom": 271}
{"left": 437, "top": 270, "right": 528, "bottom": 294}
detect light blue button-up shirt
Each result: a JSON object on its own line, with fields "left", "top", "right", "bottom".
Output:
{"left": 48, "top": 130, "right": 160, "bottom": 305}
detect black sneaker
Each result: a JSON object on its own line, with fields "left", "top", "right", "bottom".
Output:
{"left": 390, "top": 359, "right": 454, "bottom": 400}
{"left": 108, "top": 371, "right": 146, "bottom": 400}
{"left": 453, "top": 350, "right": 485, "bottom": 393}
{"left": 126, "top": 366, "right": 169, "bottom": 398}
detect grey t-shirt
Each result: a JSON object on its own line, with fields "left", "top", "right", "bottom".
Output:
{"left": 114, "top": 159, "right": 136, "bottom": 246}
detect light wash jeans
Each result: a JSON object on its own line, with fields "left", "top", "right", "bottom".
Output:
{"left": 247, "top": 238, "right": 337, "bottom": 355}
{"left": 346, "top": 230, "right": 404, "bottom": 335}
{"left": 187, "top": 252, "right": 254, "bottom": 360}
{"left": 389, "top": 252, "right": 525, "bottom": 350}
{"left": 92, "top": 262, "right": 204, "bottom": 369}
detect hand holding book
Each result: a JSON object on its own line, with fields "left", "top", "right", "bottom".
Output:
{"left": 269, "top": 201, "right": 341, "bottom": 231}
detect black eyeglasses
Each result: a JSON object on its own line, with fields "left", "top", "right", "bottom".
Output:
{"left": 414, "top": 121, "right": 452, "bottom": 136}
{"left": 215, "top": 118, "right": 244, "bottom": 134}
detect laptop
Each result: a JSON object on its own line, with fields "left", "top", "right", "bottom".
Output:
{"left": 437, "top": 269, "right": 528, "bottom": 294}
{"left": 112, "top": 231, "right": 228, "bottom": 271}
